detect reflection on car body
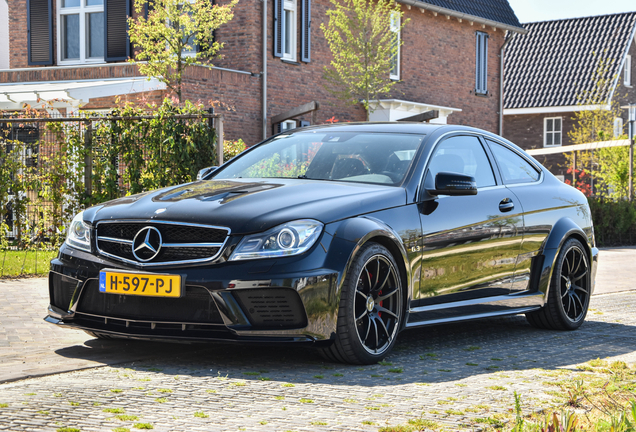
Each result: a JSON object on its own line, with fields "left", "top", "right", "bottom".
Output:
{"left": 46, "top": 123, "right": 598, "bottom": 364}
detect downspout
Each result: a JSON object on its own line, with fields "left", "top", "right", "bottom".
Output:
{"left": 499, "top": 31, "right": 516, "bottom": 136}
{"left": 262, "top": 0, "right": 268, "bottom": 141}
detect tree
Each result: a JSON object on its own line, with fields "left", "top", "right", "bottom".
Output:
{"left": 128, "top": 0, "right": 237, "bottom": 103}
{"left": 321, "top": 0, "right": 407, "bottom": 120}
{"left": 566, "top": 54, "right": 631, "bottom": 198}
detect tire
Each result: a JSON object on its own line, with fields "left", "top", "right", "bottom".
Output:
{"left": 526, "top": 238, "right": 591, "bottom": 330}
{"left": 319, "top": 242, "right": 404, "bottom": 364}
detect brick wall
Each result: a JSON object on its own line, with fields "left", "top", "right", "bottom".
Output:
{"left": 7, "top": 0, "right": 508, "bottom": 146}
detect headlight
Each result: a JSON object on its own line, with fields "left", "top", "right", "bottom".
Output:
{"left": 229, "top": 220, "right": 323, "bottom": 261}
{"left": 65, "top": 211, "right": 91, "bottom": 252}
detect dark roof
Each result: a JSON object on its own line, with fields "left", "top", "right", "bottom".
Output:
{"left": 417, "top": 0, "right": 523, "bottom": 30}
{"left": 504, "top": 12, "right": 636, "bottom": 109}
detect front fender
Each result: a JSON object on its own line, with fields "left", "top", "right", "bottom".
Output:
{"left": 323, "top": 216, "right": 412, "bottom": 329}
{"left": 537, "top": 217, "right": 593, "bottom": 298}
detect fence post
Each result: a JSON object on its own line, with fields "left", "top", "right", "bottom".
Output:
{"left": 84, "top": 120, "right": 93, "bottom": 201}
{"left": 216, "top": 115, "right": 224, "bottom": 166}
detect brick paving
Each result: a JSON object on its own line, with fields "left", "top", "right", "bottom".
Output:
{"left": 0, "top": 248, "right": 635, "bottom": 431}
{"left": 0, "top": 291, "right": 635, "bottom": 431}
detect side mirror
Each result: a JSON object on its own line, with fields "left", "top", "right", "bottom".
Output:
{"left": 196, "top": 166, "right": 218, "bottom": 180}
{"left": 427, "top": 172, "right": 477, "bottom": 196}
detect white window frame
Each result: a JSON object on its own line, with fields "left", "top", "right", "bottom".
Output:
{"left": 57, "top": 0, "right": 105, "bottom": 65}
{"left": 614, "top": 117, "right": 624, "bottom": 138}
{"left": 282, "top": 0, "right": 297, "bottom": 61}
{"left": 389, "top": 13, "right": 400, "bottom": 80}
{"left": 475, "top": 31, "right": 489, "bottom": 95}
{"left": 544, "top": 117, "right": 562, "bottom": 147}
{"left": 624, "top": 54, "right": 632, "bottom": 87}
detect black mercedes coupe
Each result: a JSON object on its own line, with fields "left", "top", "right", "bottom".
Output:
{"left": 46, "top": 123, "right": 598, "bottom": 364}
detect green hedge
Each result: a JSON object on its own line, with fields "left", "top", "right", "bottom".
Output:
{"left": 588, "top": 198, "right": 636, "bottom": 247}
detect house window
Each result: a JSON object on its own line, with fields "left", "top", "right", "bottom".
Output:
{"left": 283, "top": 0, "right": 297, "bottom": 61}
{"left": 389, "top": 13, "right": 400, "bottom": 80}
{"left": 58, "top": 0, "right": 104, "bottom": 64}
{"left": 625, "top": 54, "right": 632, "bottom": 86}
{"left": 544, "top": 117, "right": 562, "bottom": 147}
{"left": 475, "top": 31, "right": 489, "bottom": 95}
{"left": 614, "top": 117, "right": 624, "bottom": 138}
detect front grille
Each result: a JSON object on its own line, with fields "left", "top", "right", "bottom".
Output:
{"left": 233, "top": 288, "right": 307, "bottom": 330}
{"left": 76, "top": 280, "right": 224, "bottom": 324}
{"left": 96, "top": 221, "right": 229, "bottom": 266}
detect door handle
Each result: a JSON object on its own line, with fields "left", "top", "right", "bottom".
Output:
{"left": 499, "top": 198, "right": 514, "bottom": 212}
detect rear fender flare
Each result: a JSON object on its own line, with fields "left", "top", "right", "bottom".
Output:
{"left": 538, "top": 217, "right": 591, "bottom": 298}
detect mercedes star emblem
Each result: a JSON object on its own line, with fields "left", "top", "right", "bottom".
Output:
{"left": 132, "top": 226, "right": 163, "bottom": 262}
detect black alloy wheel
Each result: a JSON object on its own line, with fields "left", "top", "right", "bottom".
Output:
{"left": 526, "top": 238, "right": 591, "bottom": 330}
{"left": 320, "top": 243, "right": 403, "bottom": 364}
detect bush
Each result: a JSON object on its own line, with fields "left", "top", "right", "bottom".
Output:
{"left": 588, "top": 198, "right": 636, "bottom": 247}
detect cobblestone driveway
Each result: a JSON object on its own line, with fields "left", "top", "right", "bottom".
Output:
{"left": 1, "top": 291, "right": 635, "bottom": 432}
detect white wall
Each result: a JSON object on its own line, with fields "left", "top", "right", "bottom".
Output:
{"left": 0, "top": 0, "right": 9, "bottom": 69}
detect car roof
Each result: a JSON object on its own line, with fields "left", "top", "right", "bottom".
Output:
{"left": 291, "top": 122, "right": 444, "bottom": 135}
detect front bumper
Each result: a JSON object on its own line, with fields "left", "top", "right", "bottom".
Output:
{"left": 46, "top": 242, "right": 343, "bottom": 344}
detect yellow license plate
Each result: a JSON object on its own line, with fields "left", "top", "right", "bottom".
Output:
{"left": 99, "top": 270, "right": 182, "bottom": 298}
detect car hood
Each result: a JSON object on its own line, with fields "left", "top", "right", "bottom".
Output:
{"left": 84, "top": 179, "right": 406, "bottom": 234}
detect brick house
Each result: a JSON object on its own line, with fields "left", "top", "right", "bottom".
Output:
{"left": 2, "top": 0, "right": 525, "bottom": 145}
{"left": 503, "top": 12, "right": 636, "bottom": 179}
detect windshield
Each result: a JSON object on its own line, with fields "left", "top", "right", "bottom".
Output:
{"left": 212, "top": 131, "right": 425, "bottom": 185}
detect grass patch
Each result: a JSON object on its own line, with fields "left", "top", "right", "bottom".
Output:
{"left": 154, "top": 398, "right": 167, "bottom": 403}
{"left": 243, "top": 372, "right": 260, "bottom": 376}
{"left": 281, "top": 383, "right": 294, "bottom": 388}
{"left": 205, "top": 389, "right": 216, "bottom": 393}
{"left": 56, "top": 428, "right": 80, "bottom": 432}
{"left": 466, "top": 362, "right": 479, "bottom": 366}
{"left": 0, "top": 403, "right": 8, "bottom": 408}
{"left": 487, "top": 385, "right": 507, "bottom": 391}
{"left": 299, "top": 398, "right": 314, "bottom": 403}
{"left": 68, "top": 401, "right": 80, "bottom": 406}
{"left": 365, "top": 406, "right": 380, "bottom": 410}
{"left": 103, "top": 408, "right": 126, "bottom": 414}
{"left": 156, "top": 389, "right": 172, "bottom": 393}
{"left": 362, "top": 420, "right": 376, "bottom": 425}
{"left": 310, "top": 421, "right": 327, "bottom": 425}
{"left": 274, "top": 396, "right": 284, "bottom": 400}
{"left": 229, "top": 381, "right": 246, "bottom": 387}
{"left": 333, "top": 373, "right": 344, "bottom": 377}
{"left": 313, "top": 375, "right": 324, "bottom": 379}
{"left": 112, "top": 428, "right": 130, "bottom": 432}
{"left": 0, "top": 250, "right": 58, "bottom": 277}
{"left": 37, "top": 410, "right": 49, "bottom": 415}
{"left": 193, "top": 411, "right": 209, "bottom": 418}
{"left": 258, "top": 377, "right": 271, "bottom": 381}
{"left": 344, "top": 398, "right": 357, "bottom": 403}
{"left": 133, "top": 424, "right": 153, "bottom": 430}
{"left": 388, "top": 368, "right": 403, "bottom": 373}
{"left": 437, "top": 369, "right": 452, "bottom": 372}
{"left": 110, "top": 389, "right": 123, "bottom": 393}
{"left": 378, "top": 361, "right": 393, "bottom": 366}
{"left": 115, "top": 415, "right": 139, "bottom": 421}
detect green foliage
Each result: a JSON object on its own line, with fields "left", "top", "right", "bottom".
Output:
{"left": 321, "top": 0, "right": 408, "bottom": 119}
{"left": 128, "top": 0, "right": 237, "bottom": 102}
{"left": 224, "top": 139, "right": 247, "bottom": 161}
{"left": 588, "top": 198, "right": 636, "bottom": 246}
{"left": 566, "top": 53, "right": 633, "bottom": 199}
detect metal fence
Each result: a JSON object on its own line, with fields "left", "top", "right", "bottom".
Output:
{"left": 0, "top": 112, "right": 223, "bottom": 247}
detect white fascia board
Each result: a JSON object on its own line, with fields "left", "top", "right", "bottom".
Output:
{"left": 369, "top": 99, "right": 462, "bottom": 113}
{"left": 503, "top": 104, "right": 611, "bottom": 115}
{"left": 607, "top": 21, "right": 636, "bottom": 105}
{"left": 395, "top": 0, "right": 527, "bottom": 34}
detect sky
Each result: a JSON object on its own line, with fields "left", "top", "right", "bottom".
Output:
{"left": 507, "top": 0, "right": 636, "bottom": 23}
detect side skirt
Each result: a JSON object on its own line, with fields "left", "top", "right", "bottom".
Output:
{"left": 405, "top": 293, "right": 544, "bottom": 328}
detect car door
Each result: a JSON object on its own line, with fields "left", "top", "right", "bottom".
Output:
{"left": 415, "top": 134, "right": 524, "bottom": 307}
{"left": 484, "top": 139, "right": 548, "bottom": 294}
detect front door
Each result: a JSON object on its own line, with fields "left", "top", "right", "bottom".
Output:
{"left": 415, "top": 134, "right": 524, "bottom": 307}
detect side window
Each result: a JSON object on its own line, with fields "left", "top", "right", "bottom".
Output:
{"left": 487, "top": 140, "right": 540, "bottom": 184}
{"left": 428, "top": 135, "right": 496, "bottom": 188}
